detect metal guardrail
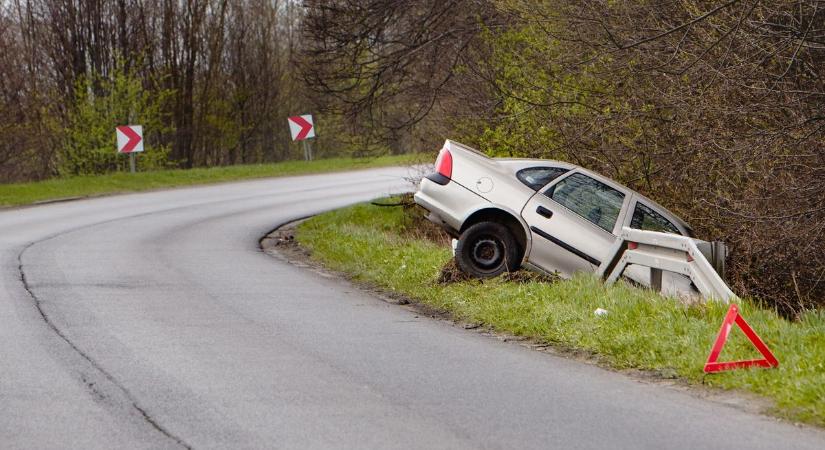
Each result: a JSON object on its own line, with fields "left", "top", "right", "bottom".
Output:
{"left": 597, "top": 227, "right": 737, "bottom": 302}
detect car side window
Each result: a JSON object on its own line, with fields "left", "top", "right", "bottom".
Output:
{"left": 630, "top": 202, "right": 681, "bottom": 235}
{"left": 516, "top": 167, "right": 569, "bottom": 190}
{"left": 544, "top": 173, "right": 625, "bottom": 232}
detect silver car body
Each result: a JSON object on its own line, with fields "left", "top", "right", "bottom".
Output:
{"left": 414, "top": 140, "right": 697, "bottom": 291}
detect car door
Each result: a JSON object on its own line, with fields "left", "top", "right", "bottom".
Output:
{"left": 521, "top": 172, "right": 628, "bottom": 277}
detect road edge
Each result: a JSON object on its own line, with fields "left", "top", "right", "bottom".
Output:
{"left": 258, "top": 216, "right": 820, "bottom": 432}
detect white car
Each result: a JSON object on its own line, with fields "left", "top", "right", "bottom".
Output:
{"left": 414, "top": 140, "right": 723, "bottom": 290}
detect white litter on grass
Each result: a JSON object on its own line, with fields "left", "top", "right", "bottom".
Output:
{"left": 594, "top": 308, "right": 609, "bottom": 317}
{"left": 451, "top": 238, "right": 458, "bottom": 256}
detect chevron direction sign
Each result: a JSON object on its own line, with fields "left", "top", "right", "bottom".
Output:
{"left": 287, "top": 115, "right": 315, "bottom": 141}
{"left": 116, "top": 125, "right": 144, "bottom": 153}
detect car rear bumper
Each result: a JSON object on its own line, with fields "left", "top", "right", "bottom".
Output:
{"left": 414, "top": 176, "right": 486, "bottom": 233}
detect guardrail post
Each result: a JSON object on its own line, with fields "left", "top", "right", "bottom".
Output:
{"left": 650, "top": 268, "right": 662, "bottom": 292}
{"left": 598, "top": 238, "right": 627, "bottom": 281}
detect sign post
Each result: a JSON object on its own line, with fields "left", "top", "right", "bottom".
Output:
{"left": 302, "top": 140, "right": 312, "bottom": 161}
{"left": 287, "top": 115, "right": 316, "bottom": 161}
{"left": 116, "top": 125, "right": 144, "bottom": 173}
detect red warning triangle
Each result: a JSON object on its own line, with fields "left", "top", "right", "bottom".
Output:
{"left": 704, "top": 304, "right": 779, "bottom": 373}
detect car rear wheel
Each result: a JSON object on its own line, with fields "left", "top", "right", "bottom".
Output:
{"left": 455, "top": 222, "right": 520, "bottom": 278}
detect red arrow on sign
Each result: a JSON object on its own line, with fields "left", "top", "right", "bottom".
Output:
{"left": 288, "top": 116, "right": 313, "bottom": 141}
{"left": 117, "top": 126, "right": 143, "bottom": 153}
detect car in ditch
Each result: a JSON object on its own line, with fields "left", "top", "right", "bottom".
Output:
{"left": 414, "top": 140, "right": 724, "bottom": 292}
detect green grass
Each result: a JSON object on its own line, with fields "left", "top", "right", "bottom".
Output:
{"left": 296, "top": 200, "right": 825, "bottom": 427}
{"left": 0, "top": 155, "right": 419, "bottom": 208}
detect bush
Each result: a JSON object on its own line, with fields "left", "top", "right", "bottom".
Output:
{"left": 60, "top": 61, "right": 174, "bottom": 175}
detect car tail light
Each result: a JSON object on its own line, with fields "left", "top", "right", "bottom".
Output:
{"left": 628, "top": 242, "right": 638, "bottom": 250}
{"left": 435, "top": 148, "right": 452, "bottom": 179}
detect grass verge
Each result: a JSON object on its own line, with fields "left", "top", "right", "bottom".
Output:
{"left": 0, "top": 155, "right": 418, "bottom": 208}
{"left": 296, "top": 199, "right": 825, "bottom": 427}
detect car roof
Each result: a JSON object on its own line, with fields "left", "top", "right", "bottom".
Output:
{"left": 494, "top": 158, "right": 578, "bottom": 172}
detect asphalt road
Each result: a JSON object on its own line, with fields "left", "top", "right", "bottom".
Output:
{"left": 1, "top": 167, "right": 823, "bottom": 449}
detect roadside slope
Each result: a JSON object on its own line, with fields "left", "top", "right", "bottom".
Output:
{"left": 294, "top": 199, "right": 825, "bottom": 428}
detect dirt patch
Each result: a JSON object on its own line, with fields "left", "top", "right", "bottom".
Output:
{"left": 436, "top": 259, "right": 473, "bottom": 284}
{"left": 436, "top": 258, "right": 557, "bottom": 285}
{"left": 260, "top": 220, "right": 312, "bottom": 263}
{"left": 501, "top": 268, "right": 559, "bottom": 284}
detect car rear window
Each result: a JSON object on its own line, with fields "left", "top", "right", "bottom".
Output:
{"left": 516, "top": 167, "right": 569, "bottom": 190}
{"left": 630, "top": 202, "right": 681, "bottom": 235}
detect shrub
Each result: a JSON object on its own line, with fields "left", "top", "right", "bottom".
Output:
{"left": 60, "top": 61, "right": 174, "bottom": 175}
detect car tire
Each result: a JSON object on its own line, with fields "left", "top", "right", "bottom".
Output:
{"left": 455, "top": 222, "right": 520, "bottom": 278}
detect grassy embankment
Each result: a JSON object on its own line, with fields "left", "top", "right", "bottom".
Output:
{"left": 0, "top": 155, "right": 418, "bottom": 208}
{"left": 296, "top": 199, "right": 825, "bottom": 427}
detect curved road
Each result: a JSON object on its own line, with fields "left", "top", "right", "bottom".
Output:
{"left": 1, "top": 167, "right": 823, "bottom": 449}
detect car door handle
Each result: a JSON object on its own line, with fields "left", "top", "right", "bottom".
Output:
{"left": 536, "top": 206, "right": 553, "bottom": 219}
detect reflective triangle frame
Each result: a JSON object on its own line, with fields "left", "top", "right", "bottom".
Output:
{"left": 704, "top": 304, "right": 779, "bottom": 373}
